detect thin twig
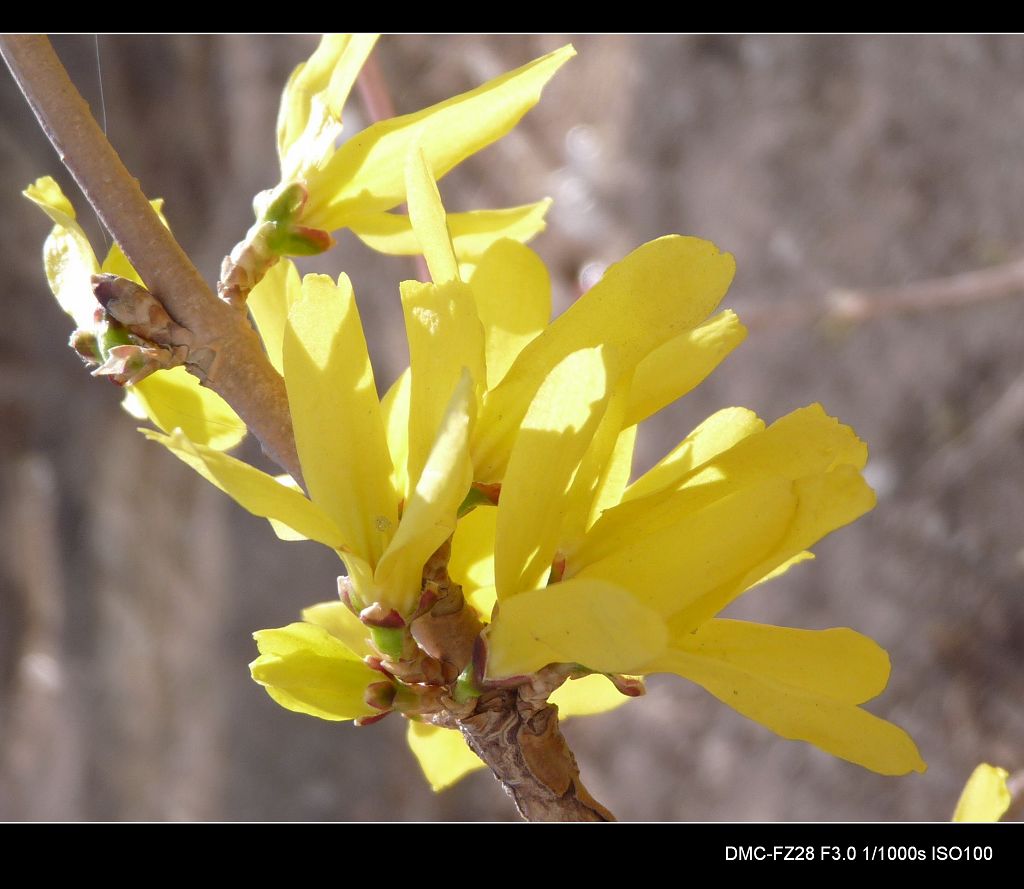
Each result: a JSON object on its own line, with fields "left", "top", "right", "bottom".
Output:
{"left": 826, "top": 256, "right": 1024, "bottom": 323}
{"left": 1, "top": 35, "right": 302, "bottom": 482}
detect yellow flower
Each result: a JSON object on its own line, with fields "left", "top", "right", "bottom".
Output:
{"left": 952, "top": 764, "right": 1012, "bottom": 822}
{"left": 221, "top": 35, "right": 571, "bottom": 303}
{"left": 28, "top": 37, "right": 926, "bottom": 795}
{"left": 372, "top": 144, "right": 925, "bottom": 785}
{"left": 24, "top": 176, "right": 246, "bottom": 450}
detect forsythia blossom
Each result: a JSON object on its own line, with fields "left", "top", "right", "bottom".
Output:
{"left": 29, "top": 36, "right": 927, "bottom": 797}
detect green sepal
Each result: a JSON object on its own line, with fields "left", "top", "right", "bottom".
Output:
{"left": 369, "top": 625, "right": 406, "bottom": 660}
{"left": 452, "top": 662, "right": 482, "bottom": 705}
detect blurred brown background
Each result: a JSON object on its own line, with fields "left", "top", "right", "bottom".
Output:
{"left": 1, "top": 35, "right": 1022, "bottom": 821}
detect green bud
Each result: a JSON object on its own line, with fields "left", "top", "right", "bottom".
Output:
{"left": 263, "top": 182, "right": 308, "bottom": 225}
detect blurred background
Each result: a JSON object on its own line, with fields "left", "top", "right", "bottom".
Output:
{"left": 1, "top": 34, "right": 1022, "bottom": 821}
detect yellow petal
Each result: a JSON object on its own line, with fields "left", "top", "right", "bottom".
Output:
{"left": 550, "top": 674, "right": 631, "bottom": 719}
{"left": 248, "top": 258, "right": 301, "bottom": 375}
{"left": 484, "top": 578, "right": 668, "bottom": 679}
{"left": 381, "top": 368, "right": 411, "bottom": 500}
{"left": 406, "top": 721, "right": 485, "bottom": 792}
{"left": 277, "top": 34, "right": 379, "bottom": 180}
{"left": 405, "top": 144, "right": 459, "bottom": 285}
{"left": 251, "top": 622, "right": 380, "bottom": 721}
{"left": 143, "top": 428, "right": 346, "bottom": 549}
{"left": 128, "top": 366, "right": 246, "bottom": 450}
{"left": 24, "top": 176, "right": 100, "bottom": 329}
{"left": 594, "top": 404, "right": 865, "bottom": 559}
{"left": 302, "top": 600, "right": 373, "bottom": 658}
{"left": 375, "top": 371, "right": 475, "bottom": 616}
{"left": 264, "top": 473, "right": 309, "bottom": 540}
{"left": 449, "top": 504, "right": 497, "bottom": 595}
{"left": 589, "top": 425, "right": 637, "bottom": 521}
{"left": 748, "top": 551, "right": 815, "bottom": 589}
{"left": 475, "top": 235, "right": 736, "bottom": 482}
{"left": 625, "top": 310, "right": 747, "bottom": 427}
{"left": 401, "top": 278, "right": 485, "bottom": 489}
{"left": 469, "top": 239, "right": 552, "bottom": 390}
{"left": 622, "top": 407, "right": 765, "bottom": 505}
{"left": 646, "top": 644, "right": 926, "bottom": 776}
{"left": 284, "top": 273, "right": 397, "bottom": 564}
{"left": 305, "top": 44, "right": 575, "bottom": 229}
{"left": 671, "top": 619, "right": 891, "bottom": 704}
{"left": 466, "top": 584, "right": 498, "bottom": 623}
{"left": 560, "top": 371, "right": 632, "bottom": 552}
{"left": 348, "top": 199, "right": 551, "bottom": 261}
{"left": 670, "top": 466, "right": 876, "bottom": 633}
{"left": 574, "top": 476, "right": 798, "bottom": 618}
{"left": 495, "top": 347, "right": 616, "bottom": 598}
{"left": 952, "top": 764, "right": 1012, "bottom": 822}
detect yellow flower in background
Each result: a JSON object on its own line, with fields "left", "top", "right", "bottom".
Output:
{"left": 953, "top": 764, "right": 1012, "bottom": 822}
{"left": 24, "top": 176, "right": 247, "bottom": 450}
{"left": 220, "top": 35, "right": 570, "bottom": 304}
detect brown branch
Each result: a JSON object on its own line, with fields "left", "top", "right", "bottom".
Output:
{"left": 1, "top": 35, "right": 302, "bottom": 482}
{"left": 454, "top": 685, "right": 615, "bottom": 822}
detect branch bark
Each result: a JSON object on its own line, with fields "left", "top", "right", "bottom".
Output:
{"left": 0, "top": 35, "right": 302, "bottom": 482}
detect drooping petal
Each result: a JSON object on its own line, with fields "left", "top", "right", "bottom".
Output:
{"left": 381, "top": 368, "right": 411, "bottom": 500}
{"left": 348, "top": 199, "right": 551, "bottom": 261}
{"left": 573, "top": 475, "right": 798, "bottom": 618}
{"left": 593, "top": 404, "right": 864, "bottom": 558}
{"left": 143, "top": 428, "right": 346, "bottom": 549}
{"left": 952, "top": 764, "right": 1012, "bottom": 822}
{"left": 304, "top": 45, "right": 575, "bottom": 230}
{"left": 474, "top": 235, "right": 736, "bottom": 482}
{"left": 24, "top": 176, "right": 100, "bottom": 329}
{"left": 449, "top": 504, "right": 497, "bottom": 595}
{"left": 625, "top": 310, "right": 747, "bottom": 427}
{"left": 277, "top": 34, "right": 379, "bottom": 181}
{"left": 401, "top": 278, "right": 485, "bottom": 489}
{"left": 284, "top": 273, "right": 397, "bottom": 564}
{"left": 495, "top": 347, "right": 616, "bottom": 598}
{"left": 247, "top": 258, "right": 301, "bottom": 375}
{"left": 126, "top": 366, "right": 246, "bottom": 450}
{"left": 670, "top": 619, "right": 891, "bottom": 704}
{"left": 250, "top": 622, "right": 381, "bottom": 721}
{"left": 406, "top": 721, "right": 485, "bottom": 792}
{"left": 375, "top": 371, "right": 475, "bottom": 616}
{"left": 646, "top": 643, "right": 926, "bottom": 776}
{"left": 405, "top": 144, "right": 460, "bottom": 285}
{"left": 302, "top": 600, "right": 374, "bottom": 658}
{"left": 550, "top": 674, "right": 631, "bottom": 718}
{"left": 469, "top": 239, "right": 552, "bottom": 390}
{"left": 669, "top": 466, "right": 876, "bottom": 633}
{"left": 484, "top": 578, "right": 668, "bottom": 679}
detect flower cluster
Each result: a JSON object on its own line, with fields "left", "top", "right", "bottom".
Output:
{"left": 30, "top": 36, "right": 925, "bottom": 795}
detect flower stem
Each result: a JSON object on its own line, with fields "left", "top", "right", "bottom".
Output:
{"left": 0, "top": 34, "right": 303, "bottom": 484}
